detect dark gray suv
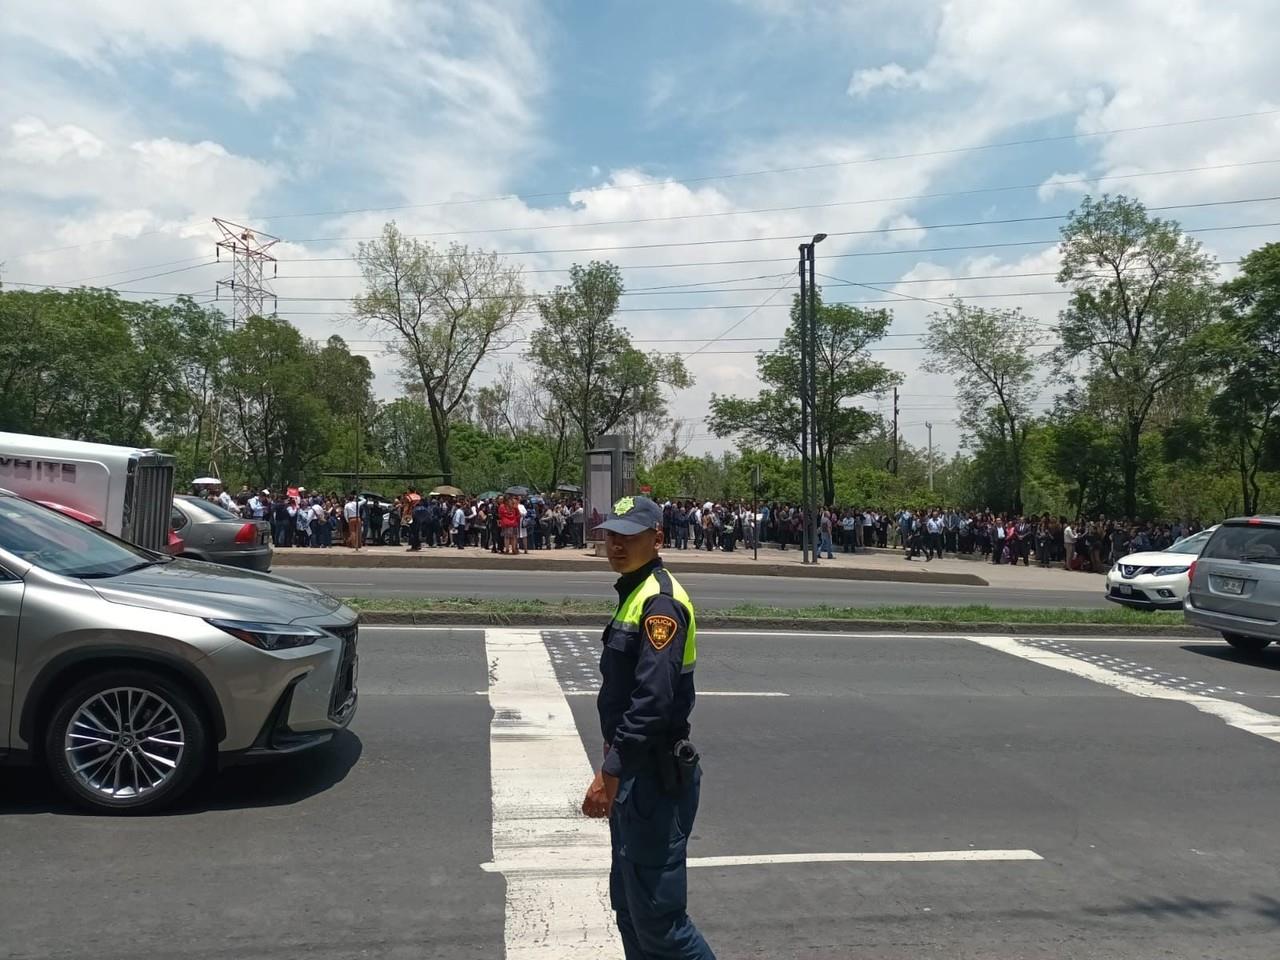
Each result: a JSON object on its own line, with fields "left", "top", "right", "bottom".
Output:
{"left": 1184, "top": 516, "right": 1280, "bottom": 652}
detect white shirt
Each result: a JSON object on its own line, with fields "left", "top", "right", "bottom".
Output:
{"left": 453, "top": 506, "right": 465, "bottom": 528}
{"left": 218, "top": 490, "right": 234, "bottom": 511}
{"left": 248, "top": 495, "right": 264, "bottom": 518}
{"left": 1064, "top": 525, "right": 1077, "bottom": 544}
{"left": 343, "top": 501, "right": 358, "bottom": 521}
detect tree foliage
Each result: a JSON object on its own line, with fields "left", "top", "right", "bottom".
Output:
{"left": 527, "top": 261, "right": 692, "bottom": 452}
{"left": 1054, "top": 194, "right": 1219, "bottom": 516}
{"left": 707, "top": 292, "right": 899, "bottom": 503}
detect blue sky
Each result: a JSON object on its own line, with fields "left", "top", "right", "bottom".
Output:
{"left": 2, "top": 0, "right": 1278, "bottom": 457}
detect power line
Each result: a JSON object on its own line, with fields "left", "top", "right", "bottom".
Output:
{"left": 4, "top": 111, "right": 1274, "bottom": 265}
{"left": 272, "top": 194, "right": 1280, "bottom": 256}
{"left": 248, "top": 108, "right": 1280, "bottom": 222}
{"left": 266, "top": 219, "right": 1280, "bottom": 270}
{"left": 263, "top": 259, "right": 1244, "bottom": 289}
{"left": 284, "top": 159, "right": 1280, "bottom": 244}
{"left": 686, "top": 278, "right": 795, "bottom": 358}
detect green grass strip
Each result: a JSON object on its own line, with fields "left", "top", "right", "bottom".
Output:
{"left": 342, "top": 596, "right": 1185, "bottom": 625}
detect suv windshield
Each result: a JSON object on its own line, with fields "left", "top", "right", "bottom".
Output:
{"left": 1167, "top": 530, "right": 1212, "bottom": 555}
{"left": 1202, "top": 522, "right": 1280, "bottom": 564}
{"left": 0, "top": 496, "right": 163, "bottom": 577}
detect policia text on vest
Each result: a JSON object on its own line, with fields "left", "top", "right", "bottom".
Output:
{"left": 581, "top": 496, "right": 716, "bottom": 960}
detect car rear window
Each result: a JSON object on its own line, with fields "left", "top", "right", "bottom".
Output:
{"left": 179, "top": 497, "right": 241, "bottom": 521}
{"left": 1202, "top": 523, "right": 1280, "bottom": 563}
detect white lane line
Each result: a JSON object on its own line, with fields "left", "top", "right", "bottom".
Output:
{"left": 483, "top": 849, "right": 1044, "bottom": 875}
{"left": 699, "top": 630, "right": 1195, "bottom": 642}
{"left": 969, "top": 635, "right": 1280, "bottom": 745}
{"left": 562, "top": 690, "right": 789, "bottom": 698}
{"left": 482, "top": 628, "right": 621, "bottom": 959}
{"left": 360, "top": 624, "right": 1202, "bottom": 643}
{"left": 689, "top": 850, "right": 1043, "bottom": 868}
{"left": 473, "top": 690, "right": 789, "bottom": 697}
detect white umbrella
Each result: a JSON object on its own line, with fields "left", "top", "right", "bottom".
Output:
{"left": 191, "top": 476, "right": 222, "bottom": 486}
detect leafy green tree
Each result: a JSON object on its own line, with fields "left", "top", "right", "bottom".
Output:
{"left": 353, "top": 222, "right": 527, "bottom": 482}
{"left": 1045, "top": 410, "right": 1122, "bottom": 518}
{"left": 1205, "top": 242, "right": 1280, "bottom": 513}
{"left": 218, "top": 317, "right": 373, "bottom": 490}
{"left": 527, "top": 261, "right": 692, "bottom": 452}
{"left": 707, "top": 292, "right": 900, "bottom": 503}
{"left": 1054, "top": 194, "right": 1219, "bottom": 516}
{"left": 924, "top": 301, "right": 1042, "bottom": 512}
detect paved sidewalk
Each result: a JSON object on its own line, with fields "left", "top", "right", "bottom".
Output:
{"left": 271, "top": 541, "right": 1105, "bottom": 592}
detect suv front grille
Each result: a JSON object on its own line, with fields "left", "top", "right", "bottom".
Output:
{"left": 329, "top": 624, "right": 359, "bottom": 721}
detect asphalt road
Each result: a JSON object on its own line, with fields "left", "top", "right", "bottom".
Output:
{"left": 278, "top": 566, "right": 1111, "bottom": 609}
{"left": 5, "top": 626, "right": 1280, "bottom": 958}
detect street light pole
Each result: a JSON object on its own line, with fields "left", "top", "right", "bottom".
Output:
{"left": 926, "top": 420, "right": 934, "bottom": 493}
{"left": 803, "top": 234, "right": 826, "bottom": 562}
{"left": 797, "top": 245, "right": 811, "bottom": 564}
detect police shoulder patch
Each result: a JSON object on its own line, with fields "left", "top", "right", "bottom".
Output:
{"left": 643, "top": 614, "right": 678, "bottom": 651}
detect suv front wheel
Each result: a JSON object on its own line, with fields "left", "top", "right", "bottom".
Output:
{"left": 44, "top": 669, "right": 208, "bottom": 814}
{"left": 1223, "top": 633, "right": 1272, "bottom": 654}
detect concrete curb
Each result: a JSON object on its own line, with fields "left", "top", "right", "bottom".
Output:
{"left": 271, "top": 552, "right": 989, "bottom": 586}
{"left": 355, "top": 610, "right": 1212, "bottom": 637}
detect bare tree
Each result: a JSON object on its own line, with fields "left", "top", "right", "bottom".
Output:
{"left": 353, "top": 222, "right": 527, "bottom": 481}
{"left": 924, "top": 300, "right": 1043, "bottom": 513}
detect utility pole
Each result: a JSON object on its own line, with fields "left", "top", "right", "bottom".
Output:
{"left": 798, "top": 233, "right": 826, "bottom": 564}
{"left": 807, "top": 237, "right": 822, "bottom": 562}
{"left": 926, "top": 421, "right": 934, "bottom": 493}
{"left": 751, "top": 463, "right": 761, "bottom": 563}
{"left": 797, "top": 246, "right": 811, "bottom": 564}
{"left": 892, "top": 387, "right": 900, "bottom": 475}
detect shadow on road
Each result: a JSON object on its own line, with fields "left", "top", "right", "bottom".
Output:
{"left": 1180, "top": 644, "right": 1280, "bottom": 672}
{"left": 0, "top": 729, "right": 362, "bottom": 816}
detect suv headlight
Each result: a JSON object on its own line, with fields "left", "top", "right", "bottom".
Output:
{"left": 208, "top": 619, "right": 325, "bottom": 650}
{"left": 1152, "top": 565, "right": 1190, "bottom": 576}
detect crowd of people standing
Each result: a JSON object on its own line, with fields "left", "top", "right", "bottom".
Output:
{"left": 193, "top": 483, "right": 589, "bottom": 553}
{"left": 195, "top": 484, "right": 1207, "bottom": 574}
{"left": 653, "top": 500, "right": 1208, "bottom": 573}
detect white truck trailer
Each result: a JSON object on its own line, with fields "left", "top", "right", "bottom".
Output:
{"left": 0, "top": 431, "right": 175, "bottom": 551}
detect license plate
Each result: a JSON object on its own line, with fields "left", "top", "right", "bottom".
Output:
{"left": 1119, "top": 584, "right": 1133, "bottom": 596}
{"left": 1218, "top": 576, "right": 1245, "bottom": 595}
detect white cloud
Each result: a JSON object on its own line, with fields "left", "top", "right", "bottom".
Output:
{"left": 3, "top": 0, "right": 1278, "bottom": 466}
{"left": 228, "top": 61, "right": 294, "bottom": 108}
{"left": 848, "top": 62, "right": 916, "bottom": 98}
{"left": 1037, "top": 171, "right": 1091, "bottom": 202}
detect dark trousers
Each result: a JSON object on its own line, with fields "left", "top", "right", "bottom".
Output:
{"left": 407, "top": 519, "right": 422, "bottom": 550}
{"left": 387, "top": 521, "right": 400, "bottom": 546}
{"left": 926, "top": 532, "right": 942, "bottom": 560}
{"left": 610, "top": 768, "right": 715, "bottom": 960}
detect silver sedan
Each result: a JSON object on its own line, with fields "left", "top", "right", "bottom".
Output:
{"left": 170, "top": 495, "right": 273, "bottom": 572}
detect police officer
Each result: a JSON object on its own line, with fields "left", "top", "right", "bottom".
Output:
{"left": 581, "top": 495, "right": 716, "bottom": 960}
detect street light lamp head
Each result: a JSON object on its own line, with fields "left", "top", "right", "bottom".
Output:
{"left": 812, "top": 233, "right": 827, "bottom": 244}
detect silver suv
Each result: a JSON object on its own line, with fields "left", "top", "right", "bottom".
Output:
{"left": 0, "top": 491, "right": 358, "bottom": 813}
{"left": 1184, "top": 516, "right": 1280, "bottom": 652}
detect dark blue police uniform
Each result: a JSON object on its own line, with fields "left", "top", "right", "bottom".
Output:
{"left": 597, "top": 503, "right": 716, "bottom": 960}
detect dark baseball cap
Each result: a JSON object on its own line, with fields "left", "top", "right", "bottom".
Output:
{"left": 597, "top": 495, "right": 662, "bottom": 536}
